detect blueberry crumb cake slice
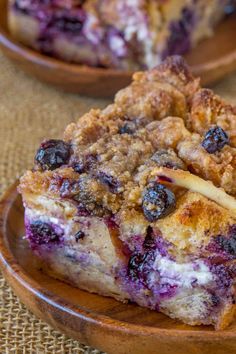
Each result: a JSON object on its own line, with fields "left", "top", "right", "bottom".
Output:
{"left": 19, "top": 56, "right": 236, "bottom": 329}
{"left": 8, "top": 0, "right": 234, "bottom": 69}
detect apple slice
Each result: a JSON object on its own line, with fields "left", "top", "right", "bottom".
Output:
{"left": 152, "top": 167, "right": 236, "bottom": 217}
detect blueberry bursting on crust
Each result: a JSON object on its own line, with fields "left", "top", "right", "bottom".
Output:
{"left": 142, "top": 182, "right": 176, "bottom": 222}
{"left": 35, "top": 139, "right": 71, "bottom": 171}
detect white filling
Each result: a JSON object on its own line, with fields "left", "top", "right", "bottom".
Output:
{"left": 109, "top": 35, "right": 127, "bottom": 57}
{"left": 153, "top": 254, "right": 213, "bottom": 288}
{"left": 25, "top": 207, "right": 72, "bottom": 235}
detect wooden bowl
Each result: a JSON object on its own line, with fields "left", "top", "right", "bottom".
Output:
{"left": 1, "top": 183, "right": 236, "bottom": 354}
{"left": 0, "top": 0, "right": 236, "bottom": 97}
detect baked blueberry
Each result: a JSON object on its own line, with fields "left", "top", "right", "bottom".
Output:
{"left": 72, "top": 154, "right": 98, "bottom": 174}
{"left": 202, "top": 126, "right": 229, "bottom": 154}
{"left": 118, "top": 122, "right": 136, "bottom": 135}
{"left": 50, "top": 14, "right": 84, "bottom": 34}
{"left": 142, "top": 183, "right": 176, "bottom": 221}
{"left": 60, "top": 179, "right": 80, "bottom": 198}
{"left": 98, "top": 171, "right": 121, "bottom": 194}
{"left": 35, "top": 139, "right": 71, "bottom": 170}
{"left": 128, "top": 253, "right": 143, "bottom": 281}
{"left": 75, "top": 230, "right": 85, "bottom": 242}
{"left": 28, "top": 221, "right": 61, "bottom": 245}
{"left": 128, "top": 251, "right": 154, "bottom": 284}
{"left": 128, "top": 250, "right": 155, "bottom": 284}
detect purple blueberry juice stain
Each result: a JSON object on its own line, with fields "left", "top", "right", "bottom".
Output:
{"left": 210, "top": 263, "right": 233, "bottom": 293}
{"left": 201, "top": 227, "right": 236, "bottom": 312}
{"left": 122, "top": 223, "right": 236, "bottom": 312}
{"left": 130, "top": 235, "right": 146, "bottom": 253}
{"left": 104, "top": 215, "right": 118, "bottom": 230}
{"left": 76, "top": 203, "right": 91, "bottom": 217}
{"left": 13, "top": 1, "right": 87, "bottom": 56}
{"left": 155, "top": 236, "right": 171, "bottom": 257}
{"left": 162, "top": 7, "right": 195, "bottom": 59}
{"left": 211, "top": 294, "right": 220, "bottom": 307}
{"left": 207, "top": 224, "right": 236, "bottom": 260}
{"left": 26, "top": 219, "right": 63, "bottom": 248}
{"left": 59, "top": 179, "right": 79, "bottom": 198}
{"left": 65, "top": 249, "right": 90, "bottom": 266}
{"left": 158, "top": 283, "right": 178, "bottom": 299}
{"left": 72, "top": 154, "right": 98, "bottom": 174}
{"left": 97, "top": 171, "right": 121, "bottom": 194}
{"left": 125, "top": 227, "right": 175, "bottom": 302}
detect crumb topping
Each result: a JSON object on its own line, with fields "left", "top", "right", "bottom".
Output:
{"left": 19, "top": 56, "right": 236, "bottom": 221}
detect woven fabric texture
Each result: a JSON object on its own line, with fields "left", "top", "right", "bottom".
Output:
{"left": 0, "top": 50, "right": 236, "bottom": 353}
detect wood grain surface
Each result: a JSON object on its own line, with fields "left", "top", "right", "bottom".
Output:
{"left": 0, "top": 0, "right": 236, "bottom": 97}
{"left": 1, "top": 183, "right": 236, "bottom": 354}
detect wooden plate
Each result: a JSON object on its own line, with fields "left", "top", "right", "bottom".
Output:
{"left": 1, "top": 183, "right": 236, "bottom": 354}
{"left": 0, "top": 0, "right": 236, "bottom": 97}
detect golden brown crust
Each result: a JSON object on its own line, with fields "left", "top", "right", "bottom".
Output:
{"left": 177, "top": 134, "right": 236, "bottom": 194}
{"left": 189, "top": 89, "right": 236, "bottom": 147}
{"left": 154, "top": 191, "right": 235, "bottom": 255}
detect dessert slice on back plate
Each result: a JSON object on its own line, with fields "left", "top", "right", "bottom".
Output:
{"left": 19, "top": 56, "right": 236, "bottom": 329}
{"left": 8, "top": 0, "right": 232, "bottom": 69}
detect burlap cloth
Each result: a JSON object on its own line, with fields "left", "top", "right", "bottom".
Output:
{"left": 0, "top": 50, "right": 236, "bottom": 353}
